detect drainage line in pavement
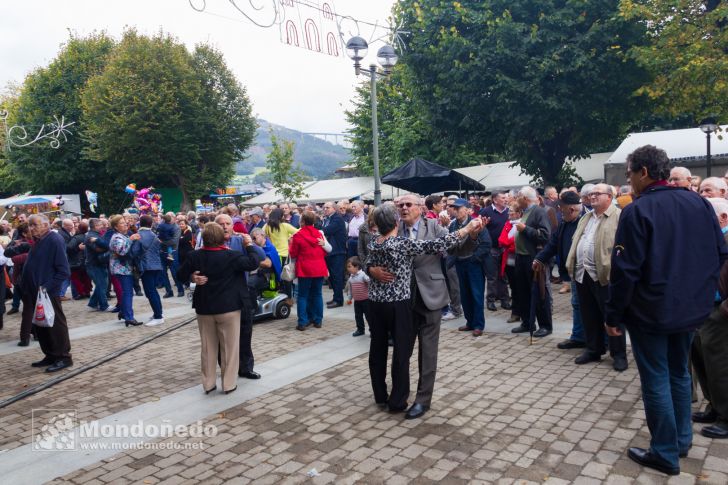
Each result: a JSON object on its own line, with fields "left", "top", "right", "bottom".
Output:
{"left": 0, "top": 315, "right": 197, "bottom": 410}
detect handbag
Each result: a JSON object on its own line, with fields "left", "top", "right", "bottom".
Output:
{"left": 281, "top": 258, "right": 296, "bottom": 282}
{"left": 33, "top": 287, "right": 56, "bottom": 328}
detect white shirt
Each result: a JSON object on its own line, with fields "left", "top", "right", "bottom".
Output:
{"left": 575, "top": 215, "right": 601, "bottom": 284}
{"left": 348, "top": 214, "right": 365, "bottom": 238}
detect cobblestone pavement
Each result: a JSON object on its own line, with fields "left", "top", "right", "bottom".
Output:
{"left": 2, "top": 289, "right": 726, "bottom": 484}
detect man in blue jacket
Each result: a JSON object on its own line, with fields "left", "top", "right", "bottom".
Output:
{"left": 449, "top": 198, "right": 491, "bottom": 337}
{"left": 606, "top": 145, "right": 728, "bottom": 476}
{"left": 322, "top": 201, "right": 347, "bottom": 308}
{"left": 533, "top": 190, "right": 584, "bottom": 342}
{"left": 20, "top": 215, "right": 73, "bottom": 372}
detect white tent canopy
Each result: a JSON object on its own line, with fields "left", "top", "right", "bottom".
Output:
{"left": 241, "top": 177, "right": 413, "bottom": 206}
{"left": 454, "top": 152, "right": 612, "bottom": 190}
{"left": 606, "top": 126, "right": 728, "bottom": 165}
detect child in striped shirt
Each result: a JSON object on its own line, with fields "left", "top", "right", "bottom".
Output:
{"left": 345, "top": 256, "right": 370, "bottom": 337}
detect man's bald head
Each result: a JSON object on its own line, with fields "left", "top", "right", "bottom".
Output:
{"left": 668, "top": 167, "right": 692, "bottom": 188}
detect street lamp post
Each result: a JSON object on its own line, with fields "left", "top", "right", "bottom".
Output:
{"left": 699, "top": 117, "right": 718, "bottom": 177}
{"left": 346, "top": 37, "right": 398, "bottom": 206}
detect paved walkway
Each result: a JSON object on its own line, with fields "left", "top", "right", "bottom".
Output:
{"left": 0, "top": 289, "right": 726, "bottom": 484}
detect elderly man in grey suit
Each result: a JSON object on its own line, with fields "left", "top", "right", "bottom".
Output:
{"left": 370, "top": 194, "right": 479, "bottom": 419}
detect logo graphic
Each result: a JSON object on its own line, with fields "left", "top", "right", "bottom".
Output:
{"left": 32, "top": 409, "right": 77, "bottom": 451}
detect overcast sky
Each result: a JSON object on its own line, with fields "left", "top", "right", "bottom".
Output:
{"left": 0, "top": 0, "right": 397, "bottom": 136}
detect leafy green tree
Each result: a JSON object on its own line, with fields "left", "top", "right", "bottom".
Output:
{"left": 0, "top": 82, "right": 22, "bottom": 193}
{"left": 621, "top": 0, "right": 728, "bottom": 122}
{"left": 266, "top": 132, "right": 307, "bottom": 201}
{"left": 4, "top": 34, "right": 116, "bottom": 205}
{"left": 394, "top": 0, "right": 651, "bottom": 185}
{"left": 82, "top": 30, "right": 256, "bottom": 209}
{"left": 345, "top": 64, "right": 491, "bottom": 176}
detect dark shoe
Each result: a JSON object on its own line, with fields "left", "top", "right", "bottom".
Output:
{"left": 238, "top": 370, "right": 261, "bottom": 379}
{"left": 296, "top": 325, "right": 306, "bottom": 331}
{"left": 125, "top": 320, "right": 142, "bottom": 327}
{"left": 388, "top": 404, "right": 408, "bottom": 413}
{"left": 458, "top": 325, "right": 473, "bottom": 332}
{"left": 326, "top": 301, "right": 343, "bottom": 308}
{"left": 472, "top": 329, "right": 483, "bottom": 337}
{"left": 7, "top": 307, "right": 19, "bottom": 315}
{"left": 507, "top": 315, "right": 521, "bottom": 323}
{"left": 557, "top": 339, "right": 586, "bottom": 350}
{"left": 224, "top": 386, "right": 237, "bottom": 395}
{"left": 405, "top": 403, "right": 430, "bottom": 420}
{"left": 613, "top": 356, "right": 628, "bottom": 372}
{"left": 701, "top": 423, "right": 728, "bottom": 439}
{"left": 17, "top": 339, "right": 29, "bottom": 347}
{"left": 693, "top": 408, "right": 718, "bottom": 423}
{"left": 352, "top": 330, "right": 365, "bottom": 337}
{"left": 46, "top": 359, "right": 73, "bottom": 373}
{"left": 511, "top": 325, "right": 530, "bottom": 334}
{"left": 73, "top": 295, "right": 83, "bottom": 301}
{"left": 177, "top": 292, "right": 185, "bottom": 298}
{"left": 204, "top": 385, "right": 217, "bottom": 395}
{"left": 376, "top": 401, "right": 388, "bottom": 410}
{"left": 550, "top": 276, "right": 562, "bottom": 284}
{"left": 487, "top": 302, "right": 497, "bottom": 311}
{"left": 533, "top": 328, "right": 552, "bottom": 338}
{"left": 163, "top": 293, "right": 174, "bottom": 299}
{"left": 627, "top": 447, "right": 679, "bottom": 476}
{"left": 31, "top": 357, "right": 55, "bottom": 367}
{"left": 501, "top": 301, "right": 512, "bottom": 310}
{"left": 135, "top": 291, "right": 143, "bottom": 297}
{"left": 314, "top": 323, "right": 322, "bottom": 328}
{"left": 574, "top": 352, "right": 601, "bottom": 365}
{"left": 326, "top": 299, "right": 335, "bottom": 305}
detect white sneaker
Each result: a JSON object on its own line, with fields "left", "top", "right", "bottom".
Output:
{"left": 145, "top": 318, "right": 165, "bottom": 327}
{"left": 441, "top": 312, "right": 456, "bottom": 321}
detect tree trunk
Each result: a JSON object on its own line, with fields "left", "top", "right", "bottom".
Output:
{"left": 174, "top": 174, "right": 192, "bottom": 211}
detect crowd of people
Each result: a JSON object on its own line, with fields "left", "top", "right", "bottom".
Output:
{"left": 1, "top": 144, "right": 727, "bottom": 476}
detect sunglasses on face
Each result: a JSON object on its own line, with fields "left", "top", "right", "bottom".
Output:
{"left": 397, "top": 202, "right": 415, "bottom": 208}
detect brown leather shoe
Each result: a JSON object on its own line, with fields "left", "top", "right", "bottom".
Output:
{"left": 472, "top": 329, "right": 483, "bottom": 337}
{"left": 458, "top": 325, "right": 473, "bottom": 332}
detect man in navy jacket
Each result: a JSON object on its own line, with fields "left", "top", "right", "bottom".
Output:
{"left": 322, "top": 201, "right": 347, "bottom": 308}
{"left": 16, "top": 215, "right": 72, "bottom": 372}
{"left": 606, "top": 145, "right": 728, "bottom": 476}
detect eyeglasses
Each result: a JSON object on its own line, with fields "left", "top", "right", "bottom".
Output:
{"left": 589, "top": 192, "right": 609, "bottom": 198}
{"left": 397, "top": 202, "right": 415, "bottom": 208}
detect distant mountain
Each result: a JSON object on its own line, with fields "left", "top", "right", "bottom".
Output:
{"left": 237, "top": 119, "right": 350, "bottom": 180}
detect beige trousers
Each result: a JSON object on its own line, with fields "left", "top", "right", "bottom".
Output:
{"left": 197, "top": 311, "right": 241, "bottom": 392}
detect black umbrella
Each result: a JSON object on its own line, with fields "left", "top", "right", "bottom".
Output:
{"left": 381, "top": 158, "right": 485, "bottom": 194}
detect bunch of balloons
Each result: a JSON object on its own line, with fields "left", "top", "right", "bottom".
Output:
{"left": 125, "top": 184, "right": 162, "bottom": 215}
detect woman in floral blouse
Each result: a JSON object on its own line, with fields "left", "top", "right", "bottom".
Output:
{"left": 366, "top": 203, "right": 483, "bottom": 412}
{"left": 108, "top": 215, "right": 142, "bottom": 327}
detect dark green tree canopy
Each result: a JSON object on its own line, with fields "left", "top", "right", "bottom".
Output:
{"left": 394, "top": 0, "right": 650, "bottom": 185}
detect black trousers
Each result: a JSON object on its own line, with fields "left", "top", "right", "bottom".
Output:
{"left": 575, "top": 272, "right": 626, "bottom": 358}
{"left": 692, "top": 308, "right": 728, "bottom": 422}
{"left": 239, "top": 306, "right": 255, "bottom": 373}
{"left": 354, "top": 300, "right": 369, "bottom": 332}
{"left": 325, "top": 254, "right": 346, "bottom": 304}
{"left": 23, "top": 289, "right": 71, "bottom": 360}
{"left": 514, "top": 254, "right": 550, "bottom": 330}
{"left": 504, "top": 264, "right": 519, "bottom": 317}
{"left": 368, "top": 300, "right": 415, "bottom": 409}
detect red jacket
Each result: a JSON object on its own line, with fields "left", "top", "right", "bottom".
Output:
{"left": 289, "top": 226, "right": 328, "bottom": 278}
{"left": 497, "top": 220, "right": 516, "bottom": 278}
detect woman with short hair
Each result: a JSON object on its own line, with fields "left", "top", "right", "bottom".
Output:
{"left": 177, "top": 222, "right": 261, "bottom": 394}
{"left": 109, "top": 215, "right": 142, "bottom": 327}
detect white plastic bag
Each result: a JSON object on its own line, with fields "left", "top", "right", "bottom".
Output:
{"left": 32, "top": 287, "right": 55, "bottom": 328}
{"left": 281, "top": 258, "right": 296, "bottom": 282}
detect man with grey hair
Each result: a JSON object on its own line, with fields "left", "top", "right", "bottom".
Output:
{"left": 668, "top": 167, "right": 692, "bottom": 189}
{"left": 699, "top": 177, "right": 728, "bottom": 199}
{"left": 347, "top": 201, "right": 366, "bottom": 257}
{"left": 580, "top": 183, "right": 595, "bottom": 211}
{"left": 84, "top": 218, "right": 110, "bottom": 312}
{"left": 6, "top": 215, "right": 73, "bottom": 372}
{"left": 511, "top": 186, "right": 552, "bottom": 335}
{"left": 323, "top": 201, "right": 347, "bottom": 307}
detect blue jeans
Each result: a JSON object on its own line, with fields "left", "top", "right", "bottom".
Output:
{"left": 117, "top": 274, "right": 135, "bottom": 321}
{"left": 297, "top": 277, "right": 323, "bottom": 326}
{"left": 11, "top": 283, "right": 22, "bottom": 310}
{"left": 161, "top": 251, "right": 183, "bottom": 294}
{"left": 455, "top": 259, "right": 485, "bottom": 330}
{"left": 627, "top": 327, "right": 694, "bottom": 467}
{"left": 569, "top": 280, "right": 585, "bottom": 342}
{"left": 59, "top": 277, "right": 78, "bottom": 298}
{"left": 87, "top": 265, "right": 109, "bottom": 311}
{"left": 140, "top": 270, "right": 163, "bottom": 319}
